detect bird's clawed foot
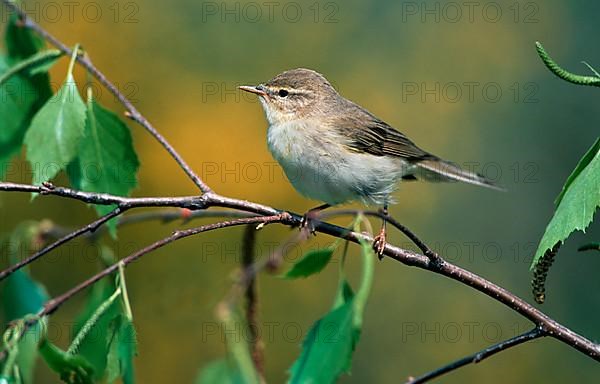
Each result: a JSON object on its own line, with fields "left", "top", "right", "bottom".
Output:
{"left": 373, "top": 226, "right": 387, "bottom": 260}
{"left": 373, "top": 203, "right": 389, "bottom": 259}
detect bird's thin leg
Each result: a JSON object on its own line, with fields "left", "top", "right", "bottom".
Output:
{"left": 300, "top": 203, "right": 331, "bottom": 234}
{"left": 373, "top": 203, "right": 388, "bottom": 259}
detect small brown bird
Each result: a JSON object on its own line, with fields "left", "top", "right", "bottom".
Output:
{"left": 240, "top": 68, "right": 501, "bottom": 254}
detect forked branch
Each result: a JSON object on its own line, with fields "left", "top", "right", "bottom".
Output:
{"left": 1, "top": 0, "right": 212, "bottom": 193}
{"left": 1, "top": 2, "right": 599, "bottom": 383}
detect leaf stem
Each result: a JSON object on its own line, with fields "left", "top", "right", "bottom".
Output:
{"left": 0, "top": 49, "right": 62, "bottom": 87}
{"left": 353, "top": 216, "right": 375, "bottom": 327}
{"left": 117, "top": 263, "right": 133, "bottom": 321}
{"left": 66, "top": 44, "right": 79, "bottom": 79}
{"left": 1, "top": 322, "right": 23, "bottom": 378}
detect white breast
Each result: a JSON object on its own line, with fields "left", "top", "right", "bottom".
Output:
{"left": 267, "top": 120, "right": 406, "bottom": 206}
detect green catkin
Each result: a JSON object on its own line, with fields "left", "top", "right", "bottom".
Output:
{"left": 532, "top": 242, "right": 560, "bottom": 304}
{"left": 535, "top": 42, "right": 600, "bottom": 87}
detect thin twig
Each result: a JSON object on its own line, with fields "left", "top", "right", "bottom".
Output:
{"left": 2, "top": 181, "right": 600, "bottom": 361}
{"left": 1, "top": 0, "right": 600, "bottom": 377}
{"left": 115, "top": 209, "right": 254, "bottom": 225}
{"left": 303, "top": 220, "right": 600, "bottom": 361}
{"left": 1, "top": 0, "right": 212, "bottom": 193}
{"left": 220, "top": 227, "right": 310, "bottom": 312}
{"left": 407, "top": 326, "right": 546, "bottom": 384}
{"left": 39, "top": 214, "right": 288, "bottom": 315}
{"left": 42, "top": 209, "right": 256, "bottom": 239}
{"left": 0, "top": 207, "right": 124, "bottom": 281}
{"left": 36, "top": 214, "right": 286, "bottom": 318}
{"left": 0, "top": 181, "right": 271, "bottom": 281}
{"left": 319, "top": 209, "right": 440, "bottom": 263}
{"left": 0, "top": 214, "right": 290, "bottom": 361}
{"left": 1, "top": 181, "right": 599, "bottom": 363}
{"left": 241, "top": 225, "right": 264, "bottom": 378}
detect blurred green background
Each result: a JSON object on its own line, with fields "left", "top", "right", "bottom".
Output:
{"left": 1, "top": 0, "right": 600, "bottom": 382}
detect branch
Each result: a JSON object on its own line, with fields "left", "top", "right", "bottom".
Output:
{"left": 407, "top": 326, "right": 546, "bottom": 383}
{"left": 2, "top": 1, "right": 600, "bottom": 379}
{"left": 241, "top": 225, "right": 264, "bottom": 378}
{"left": 2, "top": 181, "right": 600, "bottom": 364}
{"left": 0, "top": 214, "right": 291, "bottom": 362}
{"left": 112, "top": 209, "right": 255, "bottom": 226}
{"left": 0, "top": 207, "right": 124, "bottom": 281}
{"left": 319, "top": 209, "right": 439, "bottom": 263}
{"left": 0, "top": 182, "right": 208, "bottom": 209}
{"left": 39, "top": 214, "right": 289, "bottom": 318}
{"left": 0, "top": 181, "right": 211, "bottom": 282}
{"left": 0, "top": 181, "right": 278, "bottom": 280}
{"left": 1, "top": 0, "right": 211, "bottom": 193}
{"left": 0, "top": 181, "right": 280, "bottom": 216}
{"left": 1, "top": 207, "right": 251, "bottom": 282}
{"left": 42, "top": 209, "right": 255, "bottom": 239}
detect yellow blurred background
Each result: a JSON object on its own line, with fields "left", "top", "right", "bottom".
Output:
{"left": 1, "top": 0, "right": 600, "bottom": 382}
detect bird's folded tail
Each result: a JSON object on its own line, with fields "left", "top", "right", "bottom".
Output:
{"left": 415, "top": 158, "right": 505, "bottom": 191}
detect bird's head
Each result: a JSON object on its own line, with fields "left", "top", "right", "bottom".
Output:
{"left": 239, "top": 68, "right": 339, "bottom": 125}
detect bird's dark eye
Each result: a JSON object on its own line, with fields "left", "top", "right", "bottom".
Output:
{"left": 278, "top": 89, "right": 289, "bottom": 97}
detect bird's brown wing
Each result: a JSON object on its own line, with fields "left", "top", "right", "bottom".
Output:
{"left": 336, "top": 108, "right": 431, "bottom": 161}
{"left": 332, "top": 101, "right": 504, "bottom": 190}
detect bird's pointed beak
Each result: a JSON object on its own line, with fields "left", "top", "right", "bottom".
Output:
{"left": 239, "top": 85, "right": 268, "bottom": 97}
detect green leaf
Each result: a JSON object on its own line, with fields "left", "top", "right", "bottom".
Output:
{"left": 69, "top": 282, "right": 121, "bottom": 380}
{"left": 0, "top": 59, "right": 44, "bottom": 180}
{"left": 333, "top": 279, "right": 354, "bottom": 309}
{"left": 106, "top": 315, "right": 137, "bottom": 384}
{"left": 0, "top": 56, "right": 35, "bottom": 146}
{"left": 0, "top": 147, "right": 18, "bottom": 180}
{"left": 195, "top": 359, "right": 246, "bottom": 384}
{"left": 283, "top": 248, "right": 335, "bottom": 279}
{"left": 73, "top": 246, "right": 117, "bottom": 330}
{"left": 24, "top": 48, "right": 86, "bottom": 185}
{"left": 288, "top": 298, "right": 358, "bottom": 384}
{"left": 218, "top": 309, "right": 260, "bottom": 384}
{"left": 67, "top": 247, "right": 127, "bottom": 381}
{"left": 531, "top": 138, "right": 600, "bottom": 269}
{"left": 556, "top": 138, "right": 600, "bottom": 206}
{"left": 0, "top": 16, "right": 54, "bottom": 179}
{"left": 1, "top": 222, "right": 50, "bottom": 384}
{"left": 289, "top": 235, "right": 375, "bottom": 384}
{"left": 39, "top": 339, "right": 94, "bottom": 384}
{"left": 67, "top": 93, "right": 139, "bottom": 237}
{"left": 1, "top": 249, "right": 48, "bottom": 319}
{"left": 0, "top": 317, "right": 45, "bottom": 384}
{"left": 46, "top": 247, "right": 137, "bottom": 383}
{"left": 5, "top": 14, "right": 45, "bottom": 63}
{"left": 0, "top": 17, "right": 55, "bottom": 378}
{"left": 353, "top": 240, "right": 375, "bottom": 328}
{"left": 196, "top": 305, "right": 260, "bottom": 384}
{"left": 0, "top": 49, "right": 62, "bottom": 87}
